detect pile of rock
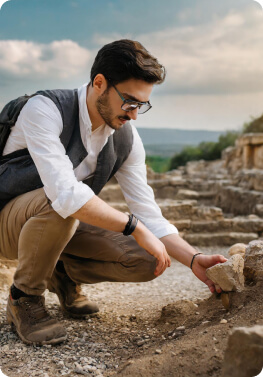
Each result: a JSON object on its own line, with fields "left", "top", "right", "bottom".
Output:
{"left": 99, "top": 178, "right": 263, "bottom": 246}
{"left": 206, "top": 240, "right": 263, "bottom": 377}
{"left": 100, "top": 133, "right": 263, "bottom": 246}
{"left": 222, "top": 325, "right": 263, "bottom": 377}
{"left": 205, "top": 240, "right": 263, "bottom": 294}
{"left": 244, "top": 240, "right": 263, "bottom": 284}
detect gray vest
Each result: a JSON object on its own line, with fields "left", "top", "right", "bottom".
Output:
{"left": 0, "top": 89, "right": 133, "bottom": 211}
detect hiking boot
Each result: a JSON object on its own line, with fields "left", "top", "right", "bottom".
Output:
{"left": 6, "top": 291, "right": 67, "bottom": 345}
{"left": 47, "top": 262, "right": 99, "bottom": 318}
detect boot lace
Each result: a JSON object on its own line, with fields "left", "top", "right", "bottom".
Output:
{"left": 22, "top": 296, "right": 52, "bottom": 323}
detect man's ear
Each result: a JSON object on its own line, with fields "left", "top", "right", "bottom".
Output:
{"left": 93, "top": 74, "right": 108, "bottom": 94}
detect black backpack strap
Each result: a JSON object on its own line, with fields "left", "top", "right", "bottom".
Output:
{"left": 0, "top": 93, "right": 36, "bottom": 156}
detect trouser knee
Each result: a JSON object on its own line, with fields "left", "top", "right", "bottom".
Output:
{"left": 119, "top": 253, "right": 157, "bottom": 283}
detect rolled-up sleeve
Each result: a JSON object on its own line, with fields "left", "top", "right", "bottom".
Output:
{"left": 18, "top": 95, "right": 94, "bottom": 218}
{"left": 115, "top": 125, "right": 178, "bottom": 239}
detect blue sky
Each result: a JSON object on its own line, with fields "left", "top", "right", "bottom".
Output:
{"left": 0, "top": 0, "right": 263, "bottom": 130}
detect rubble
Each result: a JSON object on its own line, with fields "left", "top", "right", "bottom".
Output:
{"left": 244, "top": 240, "right": 263, "bottom": 283}
{"left": 98, "top": 135, "right": 263, "bottom": 246}
{"left": 228, "top": 243, "right": 246, "bottom": 258}
{"left": 222, "top": 325, "right": 263, "bottom": 377}
{"left": 206, "top": 254, "right": 244, "bottom": 292}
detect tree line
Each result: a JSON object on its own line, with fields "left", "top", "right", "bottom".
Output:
{"left": 169, "top": 114, "right": 263, "bottom": 170}
{"left": 146, "top": 114, "right": 263, "bottom": 172}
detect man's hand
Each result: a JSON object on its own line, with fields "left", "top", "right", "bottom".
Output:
{"left": 133, "top": 221, "right": 171, "bottom": 277}
{"left": 191, "top": 254, "right": 228, "bottom": 293}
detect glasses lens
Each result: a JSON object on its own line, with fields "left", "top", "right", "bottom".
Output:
{"left": 122, "top": 102, "right": 152, "bottom": 114}
{"left": 138, "top": 103, "right": 151, "bottom": 114}
{"left": 122, "top": 102, "right": 138, "bottom": 112}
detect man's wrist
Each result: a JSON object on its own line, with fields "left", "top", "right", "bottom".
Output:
{"left": 190, "top": 252, "right": 203, "bottom": 269}
{"left": 132, "top": 219, "right": 144, "bottom": 238}
{"left": 123, "top": 214, "right": 138, "bottom": 236}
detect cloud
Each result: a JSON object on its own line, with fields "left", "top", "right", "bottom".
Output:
{"left": 93, "top": 6, "right": 263, "bottom": 96}
{"left": 0, "top": 0, "right": 10, "bottom": 11}
{"left": 0, "top": 39, "right": 91, "bottom": 81}
{"left": 0, "top": 6, "right": 263, "bottom": 98}
{"left": 253, "top": 0, "right": 263, "bottom": 10}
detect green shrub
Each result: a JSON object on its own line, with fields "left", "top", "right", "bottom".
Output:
{"left": 146, "top": 156, "right": 170, "bottom": 173}
{"left": 243, "top": 115, "right": 263, "bottom": 133}
{"left": 169, "top": 131, "right": 240, "bottom": 170}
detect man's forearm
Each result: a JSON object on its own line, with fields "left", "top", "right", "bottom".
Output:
{"left": 71, "top": 195, "right": 129, "bottom": 232}
{"left": 160, "top": 233, "right": 199, "bottom": 268}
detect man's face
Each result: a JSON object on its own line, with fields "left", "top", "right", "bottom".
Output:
{"left": 95, "top": 78, "right": 153, "bottom": 130}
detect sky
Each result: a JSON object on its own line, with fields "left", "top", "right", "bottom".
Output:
{"left": 0, "top": 0, "right": 263, "bottom": 131}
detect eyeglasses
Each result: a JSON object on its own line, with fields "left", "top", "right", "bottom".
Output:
{"left": 112, "top": 84, "right": 152, "bottom": 114}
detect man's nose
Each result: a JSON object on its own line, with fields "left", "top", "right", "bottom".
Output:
{"left": 127, "top": 107, "right": 139, "bottom": 121}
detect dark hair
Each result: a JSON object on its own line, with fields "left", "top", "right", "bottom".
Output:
{"left": 90, "top": 39, "right": 166, "bottom": 86}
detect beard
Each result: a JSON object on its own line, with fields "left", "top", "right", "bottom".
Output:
{"left": 96, "top": 89, "right": 130, "bottom": 130}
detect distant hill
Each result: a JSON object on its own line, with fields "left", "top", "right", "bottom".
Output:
{"left": 136, "top": 128, "right": 224, "bottom": 157}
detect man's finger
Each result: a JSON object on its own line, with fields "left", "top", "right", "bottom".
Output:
{"left": 207, "top": 278, "right": 222, "bottom": 294}
{"left": 158, "top": 263, "right": 166, "bottom": 276}
{"left": 206, "top": 278, "right": 216, "bottom": 293}
{"left": 209, "top": 285, "right": 215, "bottom": 293}
{"left": 213, "top": 254, "right": 228, "bottom": 264}
{"left": 154, "top": 259, "right": 164, "bottom": 276}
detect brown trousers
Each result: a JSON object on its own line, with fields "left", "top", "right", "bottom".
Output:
{"left": 0, "top": 188, "right": 156, "bottom": 295}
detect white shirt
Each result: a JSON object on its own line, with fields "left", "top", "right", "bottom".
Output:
{"left": 3, "top": 84, "right": 178, "bottom": 239}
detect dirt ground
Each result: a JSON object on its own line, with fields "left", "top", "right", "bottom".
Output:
{"left": 0, "top": 246, "right": 262, "bottom": 377}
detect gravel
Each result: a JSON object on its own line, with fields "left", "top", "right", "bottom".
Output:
{"left": 0, "top": 247, "right": 228, "bottom": 377}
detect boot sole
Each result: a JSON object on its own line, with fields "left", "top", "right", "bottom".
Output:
{"left": 61, "top": 307, "right": 99, "bottom": 319}
{"left": 6, "top": 305, "right": 67, "bottom": 346}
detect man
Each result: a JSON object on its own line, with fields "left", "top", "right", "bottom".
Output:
{"left": 0, "top": 39, "right": 226, "bottom": 345}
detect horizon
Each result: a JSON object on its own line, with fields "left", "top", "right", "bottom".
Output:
{"left": 135, "top": 126, "right": 242, "bottom": 132}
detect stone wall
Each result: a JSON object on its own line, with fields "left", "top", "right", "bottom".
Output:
{"left": 223, "top": 133, "right": 263, "bottom": 173}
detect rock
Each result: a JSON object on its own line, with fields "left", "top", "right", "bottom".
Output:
{"left": 185, "top": 232, "right": 257, "bottom": 247}
{"left": 172, "top": 220, "right": 191, "bottom": 231}
{"left": 221, "top": 292, "right": 230, "bottom": 310}
{"left": 176, "top": 189, "right": 199, "bottom": 200}
{"left": 244, "top": 240, "right": 263, "bottom": 283}
{"left": 206, "top": 254, "right": 244, "bottom": 292}
{"left": 255, "top": 204, "right": 263, "bottom": 217}
{"left": 185, "top": 160, "right": 207, "bottom": 175}
{"left": 220, "top": 319, "right": 228, "bottom": 324}
{"left": 155, "top": 349, "right": 162, "bottom": 354}
{"left": 0, "top": 266, "right": 16, "bottom": 287}
{"left": 194, "top": 206, "right": 224, "bottom": 221}
{"left": 228, "top": 243, "right": 247, "bottom": 258}
{"left": 74, "top": 365, "right": 86, "bottom": 375}
{"left": 222, "top": 325, "right": 263, "bottom": 377}
{"left": 146, "top": 166, "right": 157, "bottom": 180}
{"left": 176, "top": 326, "right": 186, "bottom": 331}
{"left": 158, "top": 200, "right": 197, "bottom": 220}
{"left": 248, "top": 214, "right": 259, "bottom": 220}
{"left": 189, "top": 218, "right": 263, "bottom": 234}
{"left": 215, "top": 185, "right": 263, "bottom": 216}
